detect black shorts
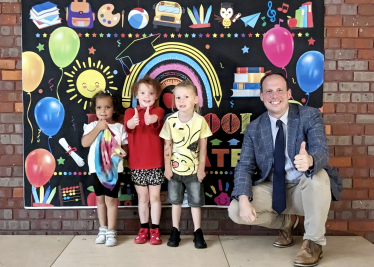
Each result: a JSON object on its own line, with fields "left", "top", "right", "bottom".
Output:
{"left": 92, "top": 173, "right": 122, "bottom": 198}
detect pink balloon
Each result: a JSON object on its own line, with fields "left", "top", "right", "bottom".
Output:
{"left": 262, "top": 25, "right": 294, "bottom": 69}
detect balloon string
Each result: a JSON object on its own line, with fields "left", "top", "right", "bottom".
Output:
{"left": 48, "top": 136, "right": 52, "bottom": 153}
{"left": 305, "top": 93, "right": 310, "bottom": 106}
{"left": 282, "top": 67, "right": 288, "bottom": 78}
{"left": 27, "top": 93, "right": 34, "bottom": 143}
{"left": 56, "top": 68, "right": 63, "bottom": 116}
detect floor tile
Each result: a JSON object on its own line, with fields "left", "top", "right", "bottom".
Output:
{"left": 52, "top": 235, "right": 228, "bottom": 267}
{"left": 220, "top": 236, "right": 374, "bottom": 267}
{"left": 0, "top": 235, "right": 74, "bottom": 267}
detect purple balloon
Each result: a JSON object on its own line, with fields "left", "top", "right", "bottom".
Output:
{"left": 262, "top": 25, "right": 294, "bottom": 69}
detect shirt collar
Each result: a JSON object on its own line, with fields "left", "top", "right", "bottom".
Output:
{"left": 268, "top": 108, "right": 289, "bottom": 126}
{"left": 136, "top": 105, "right": 155, "bottom": 111}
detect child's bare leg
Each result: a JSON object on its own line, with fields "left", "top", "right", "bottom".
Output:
{"left": 135, "top": 185, "right": 150, "bottom": 224}
{"left": 172, "top": 204, "right": 182, "bottom": 229}
{"left": 191, "top": 207, "right": 201, "bottom": 231}
{"left": 96, "top": 195, "right": 107, "bottom": 227}
{"left": 149, "top": 185, "right": 161, "bottom": 225}
{"left": 105, "top": 196, "right": 118, "bottom": 230}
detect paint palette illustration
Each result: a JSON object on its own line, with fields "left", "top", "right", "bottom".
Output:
{"left": 98, "top": 4, "right": 120, "bottom": 27}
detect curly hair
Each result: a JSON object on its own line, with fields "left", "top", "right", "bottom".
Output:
{"left": 89, "top": 90, "right": 123, "bottom": 122}
{"left": 131, "top": 75, "right": 162, "bottom": 107}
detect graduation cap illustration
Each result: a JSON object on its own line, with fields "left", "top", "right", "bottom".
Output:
{"left": 240, "top": 12, "right": 261, "bottom": 28}
{"left": 115, "top": 34, "right": 160, "bottom": 75}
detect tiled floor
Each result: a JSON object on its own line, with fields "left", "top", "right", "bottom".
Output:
{"left": 0, "top": 235, "right": 373, "bottom": 267}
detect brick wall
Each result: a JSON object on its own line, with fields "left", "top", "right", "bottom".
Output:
{"left": 1, "top": 1, "right": 373, "bottom": 242}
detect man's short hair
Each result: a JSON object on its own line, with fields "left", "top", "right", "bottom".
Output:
{"left": 260, "top": 72, "right": 289, "bottom": 92}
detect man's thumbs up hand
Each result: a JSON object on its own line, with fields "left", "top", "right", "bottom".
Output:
{"left": 294, "top": 141, "right": 313, "bottom": 172}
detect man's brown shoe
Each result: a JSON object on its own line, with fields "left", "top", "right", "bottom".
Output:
{"left": 294, "top": 239, "right": 323, "bottom": 267}
{"left": 273, "top": 215, "right": 299, "bottom": 248}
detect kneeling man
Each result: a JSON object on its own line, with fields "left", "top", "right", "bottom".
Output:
{"left": 229, "top": 73, "right": 342, "bottom": 267}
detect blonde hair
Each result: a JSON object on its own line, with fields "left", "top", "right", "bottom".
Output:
{"left": 173, "top": 80, "right": 200, "bottom": 113}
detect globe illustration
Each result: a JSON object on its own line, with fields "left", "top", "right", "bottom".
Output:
{"left": 128, "top": 8, "right": 149, "bottom": 29}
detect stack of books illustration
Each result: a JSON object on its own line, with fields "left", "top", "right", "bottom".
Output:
{"left": 231, "top": 67, "right": 265, "bottom": 97}
{"left": 30, "top": 1, "right": 61, "bottom": 29}
{"left": 294, "top": 2, "right": 313, "bottom": 28}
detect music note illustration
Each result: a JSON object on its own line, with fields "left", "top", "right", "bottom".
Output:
{"left": 261, "top": 16, "right": 266, "bottom": 27}
{"left": 277, "top": 3, "right": 289, "bottom": 14}
{"left": 267, "top": 1, "right": 276, "bottom": 22}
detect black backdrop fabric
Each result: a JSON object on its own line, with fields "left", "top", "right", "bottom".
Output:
{"left": 22, "top": 0, "right": 324, "bottom": 208}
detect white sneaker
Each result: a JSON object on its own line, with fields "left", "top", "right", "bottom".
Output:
{"left": 105, "top": 229, "right": 117, "bottom": 247}
{"left": 95, "top": 226, "right": 107, "bottom": 244}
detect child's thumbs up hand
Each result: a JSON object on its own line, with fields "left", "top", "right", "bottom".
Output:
{"left": 294, "top": 141, "right": 313, "bottom": 172}
{"left": 126, "top": 108, "right": 139, "bottom": 129}
{"left": 144, "top": 106, "right": 158, "bottom": 125}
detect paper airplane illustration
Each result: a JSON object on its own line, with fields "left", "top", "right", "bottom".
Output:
{"left": 240, "top": 12, "right": 260, "bottom": 28}
{"left": 115, "top": 34, "right": 160, "bottom": 75}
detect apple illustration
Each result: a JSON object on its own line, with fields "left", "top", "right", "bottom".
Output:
{"left": 287, "top": 16, "right": 297, "bottom": 28}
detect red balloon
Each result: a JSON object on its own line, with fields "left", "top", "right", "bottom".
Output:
{"left": 25, "top": 149, "right": 55, "bottom": 187}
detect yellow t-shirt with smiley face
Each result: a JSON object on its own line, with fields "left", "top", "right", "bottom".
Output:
{"left": 159, "top": 112, "right": 212, "bottom": 175}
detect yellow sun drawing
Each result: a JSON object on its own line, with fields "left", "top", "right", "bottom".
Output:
{"left": 64, "top": 57, "right": 117, "bottom": 110}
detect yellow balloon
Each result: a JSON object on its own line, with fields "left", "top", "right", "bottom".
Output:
{"left": 22, "top": 52, "right": 45, "bottom": 93}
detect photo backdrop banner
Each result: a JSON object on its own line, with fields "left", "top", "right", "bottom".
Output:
{"left": 22, "top": 0, "right": 324, "bottom": 208}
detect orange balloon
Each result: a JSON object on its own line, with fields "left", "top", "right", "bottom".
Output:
{"left": 22, "top": 51, "right": 45, "bottom": 93}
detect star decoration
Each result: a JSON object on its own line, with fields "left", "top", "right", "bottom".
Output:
{"left": 184, "top": 33, "right": 189, "bottom": 38}
{"left": 291, "top": 33, "right": 295, "bottom": 38}
{"left": 92, "top": 33, "right": 97, "bottom": 37}
{"left": 305, "top": 32, "right": 310, "bottom": 37}
{"left": 248, "top": 33, "right": 253, "bottom": 37}
{"left": 241, "top": 33, "right": 245, "bottom": 37}
{"left": 177, "top": 33, "right": 182, "bottom": 38}
{"left": 84, "top": 33, "right": 89, "bottom": 37}
{"left": 78, "top": 33, "right": 82, "bottom": 37}
{"left": 262, "top": 33, "right": 266, "bottom": 37}
{"left": 241, "top": 45, "right": 249, "bottom": 53}
{"left": 35, "top": 33, "right": 40, "bottom": 38}
{"left": 163, "top": 33, "right": 168, "bottom": 38}
{"left": 99, "top": 33, "right": 104, "bottom": 37}
{"left": 220, "top": 33, "right": 224, "bottom": 38}
{"left": 227, "top": 33, "right": 231, "bottom": 38}
{"left": 107, "top": 33, "right": 111, "bottom": 37}
{"left": 128, "top": 33, "right": 133, "bottom": 38}
{"left": 88, "top": 46, "right": 96, "bottom": 55}
{"left": 36, "top": 43, "right": 44, "bottom": 51}
{"left": 43, "top": 33, "right": 47, "bottom": 38}
{"left": 298, "top": 32, "right": 302, "bottom": 37}
{"left": 57, "top": 157, "right": 65, "bottom": 165}
{"left": 191, "top": 33, "right": 196, "bottom": 38}
{"left": 121, "top": 33, "right": 125, "bottom": 38}
{"left": 114, "top": 33, "right": 118, "bottom": 38}
{"left": 213, "top": 33, "right": 217, "bottom": 38}
{"left": 142, "top": 33, "right": 147, "bottom": 38}
{"left": 234, "top": 33, "right": 238, "bottom": 38}
{"left": 135, "top": 33, "right": 140, "bottom": 38}
{"left": 206, "top": 33, "right": 210, "bottom": 38}
{"left": 308, "top": 37, "right": 315, "bottom": 45}
{"left": 149, "top": 33, "right": 153, "bottom": 36}
{"left": 170, "top": 33, "right": 175, "bottom": 38}
{"left": 255, "top": 33, "right": 260, "bottom": 37}
{"left": 199, "top": 33, "right": 203, "bottom": 38}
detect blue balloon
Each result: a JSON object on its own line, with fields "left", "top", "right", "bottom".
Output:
{"left": 296, "top": 51, "right": 324, "bottom": 94}
{"left": 34, "top": 97, "right": 65, "bottom": 137}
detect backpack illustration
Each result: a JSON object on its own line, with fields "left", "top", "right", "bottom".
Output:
{"left": 66, "top": 0, "right": 95, "bottom": 28}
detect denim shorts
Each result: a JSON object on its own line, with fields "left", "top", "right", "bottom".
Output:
{"left": 168, "top": 173, "right": 205, "bottom": 207}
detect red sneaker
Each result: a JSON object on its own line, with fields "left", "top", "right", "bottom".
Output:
{"left": 150, "top": 228, "right": 162, "bottom": 245}
{"left": 134, "top": 228, "right": 149, "bottom": 244}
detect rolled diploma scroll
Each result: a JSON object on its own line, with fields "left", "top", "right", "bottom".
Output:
{"left": 58, "top": 138, "right": 85, "bottom": 167}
